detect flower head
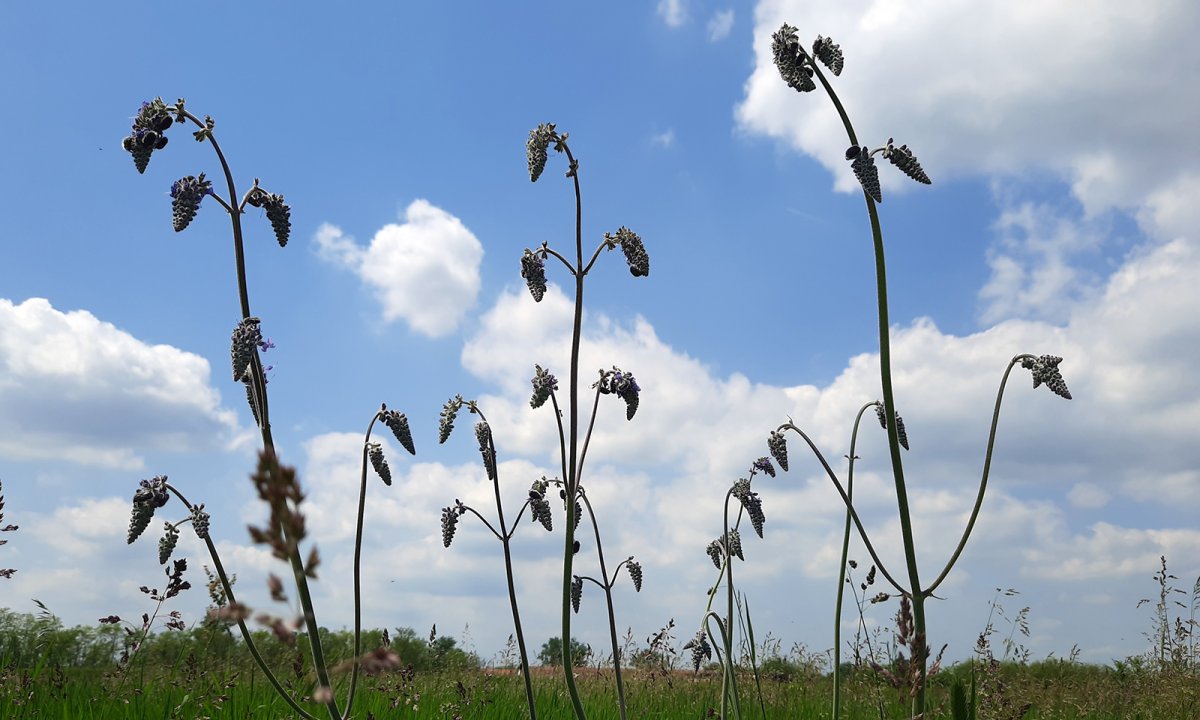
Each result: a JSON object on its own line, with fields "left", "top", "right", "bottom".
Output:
{"left": 529, "top": 365, "right": 558, "bottom": 409}
{"left": 170, "top": 173, "right": 213, "bottom": 232}
{"left": 1021, "top": 355, "right": 1072, "bottom": 400}
{"left": 380, "top": 408, "right": 416, "bottom": 456}
{"left": 128, "top": 476, "right": 170, "bottom": 544}
{"left": 767, "top": 430, "right": 789, "bottom": 472}
{"left": 438, "top": 395, "right": 464, "bottom": 444}
{"left": 731, "top": 478, "right": 765, "bottom": 538}
{"left": 230, "top": 317, "right": 262, "bottom": 382}
{"left": 874, "top": 402, "right": 910, "bottom": 451}
{"left": 123, "top": 98, "right": 173, "bottom": 173}
{"left": 772, "top": 24, "right": 816, "bottom": 93}
{"left": 475, "top": 422, "right": 496, "bottom": 481}
{"left": 367, "top": 442, "right": 391, "bottom": 486}
{"left": 606, "top": 227, "right": 650, "bottom": 278}
{"left": 529, "top": 478, "right": 553, "bottom": 532}
{"left": 440, "top": 500, "right": 466, "bottom": 548}
{"left": 190, "top": 504, "right": 210, "bottom": 540}
{"left": 626, "top": 557, "right": 643, "bottom": 592}
{"left": 683, "top": 630, "right": 712, "bottom": 672}
{"left": 882, "top": 138, "right": 932, "bottom": 185}
{"left": 521, "top": 249, "right": 548, "bottom": 302}
{"left": 527, "top": 123, "right": 557, "bottom": 182}
{"left": 599, "top": 367, "right": 641, "bottom": 420}
{"left": 851, "top": 147, "right": 883, "bottom": 203}
{"left": 813, "top": 35, "right": 844, "bottom": 76}
{"left": 158, "top": 522, "right": 180, "bottom": 565}
{"left": 752, "top": 457, "right": 776, "bottom": 478}
{"left": 571, "top": 575, "right": 583, "bottom": 613}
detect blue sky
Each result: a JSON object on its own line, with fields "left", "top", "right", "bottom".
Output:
{"left": 2, "top": 0, "right": 1198, "bottom": 668}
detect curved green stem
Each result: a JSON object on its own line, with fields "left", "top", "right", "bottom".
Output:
{"left": 575, "top": 380, "right": 605, "bottom": 485}
{"left": 925, "top": 356, "right": 1027, "bottom": 596}
{"left": 579, "top": 492, "right": 628, "bottom": 720}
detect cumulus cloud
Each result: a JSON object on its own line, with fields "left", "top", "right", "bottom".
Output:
{"left": 657, "top": 0, "right": 687, "bottom": 28}
{"left": 708, "top": 9, "right": 734, "bottom": 41}
{"left": 736, "top": 1, "right": 1199, "bottom": 221}
{"left": 314, "top": 199, "right": 483, "bottom": 338}
{"left": 0, "top": 298, "right": 238, "bottom": 469}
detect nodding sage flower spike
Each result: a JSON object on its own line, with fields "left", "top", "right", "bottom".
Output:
{"left": 767, "top": 430, "right": 789, "bottom": 472}
{"left": 850, "top": 147, "right": 883, "bottom": 203}
{"left": 874, "top": 402, "right": 910, "bottom": 450}
{"left": 684, "top": 630, "right": 712, "bottom": 672}
{"left": 813, "top": 35, "right": 844, "bottom": 76}
{"left": 529, "top": 479, "right": 553, "bottom": 532}
{"left": 571, "top": 575, "right": 583, "bottom": 613}
{"left": 440, "top": 500, "right": 465, "bottom": 548}
{"left": 170, "top": 174, "right": 213, "bottom": 232}
{"left": 475, "top": 422, "right": 496, "bottom": 481}
{"left": 367, "top": 442, "right": 391, "bottom": 486}
{"left": 438, "top": 395, "right": 464, "bottom": 444}
{"left": 158, "top": 522, "right": 180, "bottom": 565}
{"left": 529, "top": 365, "right": 558, "bottom": 409}
{"left": 882, "top": 138, "right": 932, "bottom": 185}
{"left": 726, "top": 528, "right": 744, "bottom": 561}
{"left": 599, "top": 367, "right": 641, "bottom": 420}
{"left": 190, "top": 504, "right": 210, "bottom": 540}
{"left": 752, "top": 456, "right": 776, "bottom": 478}
{"left": 705, "top": 540, "right": 723, "bottom": 569}
{"left": 527, "top": 123, "right": 557, "bottom": 182}
{"left": 243, "top": 379, "right": 260, "bottom": 426}
{"left": 627, "top": 557, "right": 643, "bottom": 592}
{"left": 731, "top": 479, "right": 765, "bottom": 538}
{"left": 521, "top": 249, "right": 547, "bottom": 302}
{"left": 123, "top": 98, "right": 173, "bottom": 173}
{"left": 128, "top": 476, "right": 170, "bottom": 544}
{"left": 606, "top": 227, "right": 650, "bottom": 277}
{"left": 230, "top": 317, "right": 262, "bottom": 382}
{"left": 262, "top": 194, "right": 292, "bottom": 247}
{"left": 772, "top": 24, "right": 816, "bottom": 93}
{"left": 1021, "top": 355, "right": 1072, "bottom": 400}
{"left": 380, "top": 408, "right": 416, "bottom": 456}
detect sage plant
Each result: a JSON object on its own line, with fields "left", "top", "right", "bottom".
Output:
{"left": 0, "top": 479, "right": 16, "bottom": 580}
{"left": 523, "top": 124, "right": 650, "bottom": 719}
{"left": 120, "top": 98, "right": 415, "bottom": 720}
{"left": 765, "top": 26, "right": 1073, "bottom": 718}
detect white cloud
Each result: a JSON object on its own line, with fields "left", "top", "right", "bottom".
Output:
{"left": 0, "top": 298, "right": 238, "bottom": 469}
{"left": 1067, "top": 482, "right": 1110, "bottom": 509}
{"left": 736, "top": 1, "right": 1200, "bottom": 221}
{"left": 651, "top": 128, "right": 676, "bottom": 148}
{"left": 657, "top": 0, "right": 687, "bottom": 28}
{"left": 708, "top": 9, "right": 734, "bottom": 41}
{"left": 314, "top": 199, "right": 483, "bottom": 338}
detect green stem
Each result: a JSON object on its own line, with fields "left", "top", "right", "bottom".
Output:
{"left": 579, "top": 492, "right": 628, "bottom": 720}
{"left": 808, "top": 55, "right": 928, "bottom": 712}
{"left": 341, "top": 411, "right": 383, "bottom": 719}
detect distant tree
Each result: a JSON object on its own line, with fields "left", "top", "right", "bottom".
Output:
{"left": 537, "top": 636, "right": 591, "bottom": 667}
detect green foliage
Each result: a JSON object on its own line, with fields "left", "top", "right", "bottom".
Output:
{"left": 536, "top": 636, "right": 591, "bottom": 667}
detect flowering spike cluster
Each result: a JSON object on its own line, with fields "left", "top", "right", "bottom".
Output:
{"left": 128, "top": 476, "right": 170, "bottom": 544}
{"left": 683, "top": 630, "right": 712, "bottom": 672}
{"left": 438, "top": 395, "right": 464, "bottom": 444}
{"left": 752, "top": 457, "right": 776, "bottom": 478}
{"left": 122, "top": 98, "right": 173, "bottom": 173}
{"left": 440, "top": 500, "right": 466, "bottom": 548}
{"left": 882, "top": 138, "right": 932, "bottom": 185}
{"left": 731, "top": 479, "right": 765, "bottom": 538}
{"left": 627, "top": 557, "right": 643, "bottom": 592}
{"left": 230, "top": 317, "right": 262, "bottom": 382}
{"left": 605, "top": 227, "right": 650, "bottom": 278}
{"left": 848, "top": 146, "right": 883, "bottom": 203}
{"left": 170, "top": 174, "right": 213, "bottom": 232}
{"left": 768, "top": 430, "right": 789, "bottom": 472}
{"left": 243, "top": 380, "right": 260, "bottom": 426}
{"left": 527, "top": 123, "right": 557, "bottom": 182}
{"left": 246, "top": 188, "right": 291, "bottom": 247}
{"left": 381, "top": 409, "right": 416, "bottom": 456}
{"left": 813, "top": 35, "right": 844, "bottom": 76}
{"left": 475, "top": 422, "right": 496, "bottom": 481}
{"left": 1021, "top": 355, "right": 1072, "bottom": 400}
{"left": 772, "top": 24, "right": 816, "bottom": 93}
{"left": 726, "top": 528, "right": 744, "bottom": 561}
{"left": 367, "top": 442, "right": 391, "bottom": 486}
{"left": 598, "top": 367, "right": 641, "bottom": 420}
{"left": 190, "top": 504, "right": 210, "bottom": 540}
{"left": 529, "top": 365, "right": 558, "bottom": 409}
{"left": 158, "top": 522, "right": 180, "bottom": 565}
{"left": 529, "top": 478, "right": 553, "bottom": 531}
{"left": 571, "top": 575, "right": 583, "bottom": 613}
{"left": 521, "top": 249, "right": 548, "bottom": 302}
{"left": 705, "top": 540, "right": 722, "bottom": 569}
{"left": 874, "top": 403, "right": 910, "bottom": 450}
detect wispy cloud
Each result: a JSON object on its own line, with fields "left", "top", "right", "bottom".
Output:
{"left": 314, "top": 199, "right": 483, "bottom": 338}
{"left": 651, "top": 128, "right": 676, "bottom": 148}
{"left": 657, "top": 0, "right": 687, "bottom": 28}
{"left": 707, "top": 9, "right": 734, "bottom": 41}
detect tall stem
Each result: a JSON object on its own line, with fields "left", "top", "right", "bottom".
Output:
{"left": 580, "top": 493, "right": 627, "bottom": 720}
{"left": 833, "top": 403, "right": 874, "bottom": 718}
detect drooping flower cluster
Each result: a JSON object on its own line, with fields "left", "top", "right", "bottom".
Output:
{"left": 598, "top": 367, "right": 641, "bottom": 420}
{"left": 122, "top": 98, "right": 173, "bottom": 173}
{"left": 767, "top": 430, "right": 789, "bottom": 472}
{"left": 571, "top": 575, "right": 583, "bottom": 613}
{"left": 626, "top": 557, "right": 643, "bottom": 592}
{"left": 1022, "top": 355, "right": 1072, "bottom": 400}
{"left": 380, "top": 407, "right": 416, "bottom": 456}
{"left": 812, "top": 34, "right": 844, "bottom": 76}
{"left": 521, "top": 249, "right": 548, "bottom": 302}
{"left": 158, "top": 522, "right": 180, "bottom": 565}
{"left": 706, "top": 529, "right": 744, "bottom": 568}
{"left": 475, "top": 422, "right": 496, "bottom": 481}
{"left": 190, "top": 504, "right": 210, "bottom": 540}
{"left": 529, "top": 365, "right": 558, "bottom": 409}
{"left": 882, "top": 138, "right": 932, "bottom": 185}
{"left": 368, "top": 442, "right": 391, "bottom": 486}
{"left": 605, "top": 227, "right": 650, "bottom": 278}
{"left": 170, "top": 174, "right": 213, "bottom": 232}
{"left": 230, "top": 317, "right": 262, "bottom": 382}
{"left": 526, "top": 123, "right": 558, "bottom": 182}
{"left": 771, "top": 24, "right": 816, "bottom": 93}
{"left": 529, "top": 478, "right": 553, "bottom": 532}
{"left": 683, "top": 630, "right": 712, "bottom": 672}
{"left": 752, "top": 456, "right": 776, "bottom": 478}
{"left": 438, "top": 395, "right": 465, "bottom": 444}
{"left": 128, "top": 476, "right": 170, "bottom": 544}
{"left": 440, "top": 500, "right": 466, "bottom": 548}
{"left": 875, "top": 402, "right": 911, "bottom": 451}
{"left": 246, "top": 188, "right": 292, "bottom": 247}
{"left": 846, "top": 146, "right": 883, "bottom": 203}
{"left": 731, "top": 479, "right": 765, "bottom": 538}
